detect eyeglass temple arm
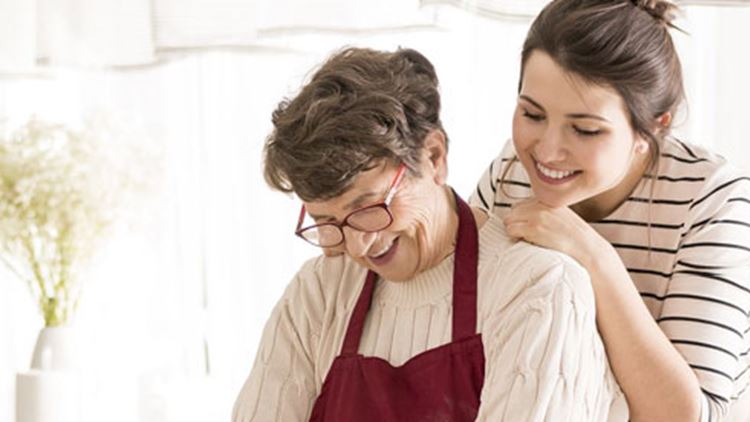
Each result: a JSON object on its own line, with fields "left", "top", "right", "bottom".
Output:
{"left": 385, "top": 165, "right": 406, "bottom": 204}
{"left": 296, "top": 205, "right": 307, "bottom": 232}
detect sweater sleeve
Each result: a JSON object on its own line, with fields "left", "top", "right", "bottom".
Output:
{"left": 232, "top": 258, "right": 327, "bottom": 422}
{"left": 476, "top": 255, "right": 620, "bottom": 421}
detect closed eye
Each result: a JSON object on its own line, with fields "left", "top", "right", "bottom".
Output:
{"left": 522, "top": 109, "right": 544, "bottom": 122}
{"left": 310, "top": 216, "right": 337, "bottom": 225}
{"left": 572, "top": 125, "right": 602, "bottom": 137}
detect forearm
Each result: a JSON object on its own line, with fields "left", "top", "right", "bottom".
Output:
{"left": 582, "top": 242, "right": 703, "bottom": 422}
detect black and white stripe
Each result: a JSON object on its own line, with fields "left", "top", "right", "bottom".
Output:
{"left": 469, "top": 137, "right": 750, "bottom": 421}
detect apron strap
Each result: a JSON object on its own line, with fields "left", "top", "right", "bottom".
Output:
{"left": 452, "top": 191, "right": 479, "bottom": 341}
{"left": 339, "top": 189, "right": 480, "bottom": 354}
{"left": 341, "top": 270, "right": 378, "bottom": 355}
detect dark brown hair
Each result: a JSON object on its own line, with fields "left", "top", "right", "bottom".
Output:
{"left": 520, "top": 0, "right": 685, "bottom": 164}
{"left": 499, "top": 0, "right": 686, "bottom": 209}
{"left": 263, "top": 47, "right": 445, "bottom": 202}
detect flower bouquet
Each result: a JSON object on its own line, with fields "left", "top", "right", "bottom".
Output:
{"left": 0, "top": 116, "right": 146, "bottom": 327}
{"left": 0, "top": 116, "right": 152, "bottom": 422}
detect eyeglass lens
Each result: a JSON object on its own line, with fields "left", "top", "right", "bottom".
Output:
{"left": 300, "top": 205, "right": 392, "bottom": 246}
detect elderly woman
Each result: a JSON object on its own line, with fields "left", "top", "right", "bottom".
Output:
{"left": 232, "top": 47, "right": 622, "bottom": 421}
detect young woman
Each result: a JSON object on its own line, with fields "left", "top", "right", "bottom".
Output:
{"left": 472, "top": 1, "right": 750, "bottom": 421}
{"left": 233, "top": 47, "right": 622, "bottom": 421}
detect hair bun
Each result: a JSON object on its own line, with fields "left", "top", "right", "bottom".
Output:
{"left": 633, "top": 0, "right": 679, "bottom": 26}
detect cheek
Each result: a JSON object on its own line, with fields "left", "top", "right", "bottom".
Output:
{"left": 577, "top": 141, "right": 630, "bottom": 181}
{"left": 387, "top": 196, "right": 434, "bottom": 237}
{"left": 388, "top": 207, "right": 427, "bottom": 234}
{"left": 512, "top": 113, "right": 535, "bottom": 149}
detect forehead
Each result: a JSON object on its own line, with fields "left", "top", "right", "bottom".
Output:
{"left": 521, "top": 51, "right": 628, "bottom": 120}
{"left": 303, "top": 163, "right": 393, "bottom": 217}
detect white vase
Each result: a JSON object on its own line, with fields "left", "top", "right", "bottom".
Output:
{"left": 30, "top": 326, "right": 80, "bottom": 371}
{"left": 15, "top": 326, "right": 82, "bottom": 422}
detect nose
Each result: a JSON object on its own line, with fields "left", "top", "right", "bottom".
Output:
{"left": 534, "top": 125, "right": 567, "bottom": 163}
{"left": 343, "top": 226, "right": 377, "bottom": 258}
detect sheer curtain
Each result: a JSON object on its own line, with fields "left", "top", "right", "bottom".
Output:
{"left": 421, "top": 0, "right": 750, "bottom": 17}
{"left": 1, "top": 2, "right": 749, "bottom": 422}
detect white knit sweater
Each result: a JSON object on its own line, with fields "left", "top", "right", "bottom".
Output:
{"left": 232, "top": 215, "right": 624, "bottom": 421}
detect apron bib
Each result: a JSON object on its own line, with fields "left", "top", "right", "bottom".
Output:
{"left": 309, "top": 192, "right": 485, "bottom": 422}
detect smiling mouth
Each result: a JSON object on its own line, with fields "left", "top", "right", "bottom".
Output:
{"left": 368, "top": 237, "right": 400, "bottom": 266}
{"left": 370, "top": 242, "right": 393, "bottom": 258}
{"left": 534, "top": 160, "right": 581, "bottom": 183}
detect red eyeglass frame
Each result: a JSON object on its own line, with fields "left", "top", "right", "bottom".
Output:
{"left": 294, "top": 163, "right": 407, "bottom": 247}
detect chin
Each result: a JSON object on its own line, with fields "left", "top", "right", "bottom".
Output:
{"left": 379, "top": 268, "right": 415, "bottom": 282}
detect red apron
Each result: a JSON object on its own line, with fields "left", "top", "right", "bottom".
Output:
{"left": 309, "top": 192, "right": 485, "bottom": 422}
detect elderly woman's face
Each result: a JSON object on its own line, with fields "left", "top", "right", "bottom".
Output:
{"left": 303, "top": 139, "right": 451, "bottom": 281}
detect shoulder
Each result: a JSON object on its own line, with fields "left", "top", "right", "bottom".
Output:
{"left": 657, "top": 138, "right": 750, "bottom": 201}
{"left": 509, "top": 243, "right": 593, "bottom": 306}
{"left": 478, "top": 228, "right": 594, "bottom": 319}
{"left": 281, "top": 254, "right": 368, "bottom": 322}
{"left": 648, "top": 139, "right": 750, "bottom": 261}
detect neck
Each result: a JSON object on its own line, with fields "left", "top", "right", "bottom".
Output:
{"left": 432, "top": 186, "right": 461, "bottom": 264}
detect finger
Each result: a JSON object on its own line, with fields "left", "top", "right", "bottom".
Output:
{"left": 515, "top": 197, "right": 538, "bottom": 206}
{"left": 506, "top": 200, "right": 538, "bottom": 220}
{"left": 510, "top": 199, "right": 535, "bottom": 212}
{"left": 504, "top": 221, "right": 529, "bottom": 239}
{"left": 502, "top": 212, "right": 529, "bottom": 227}
{"left": 513, "top": 201, "right": 553, "bottom": 219}
{"left": 507, "top": 207, "right": 546, "bottom": 228}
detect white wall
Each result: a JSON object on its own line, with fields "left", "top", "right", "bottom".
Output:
{"left": 1, "top": 6, "right": 749, "bottom": 421}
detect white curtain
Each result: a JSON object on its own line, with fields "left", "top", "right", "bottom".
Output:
{"left": 2, "top": 0, "right": 747, "bottom": 70}
{"left": 421, "top": 0, "right": 750, "bottom": 18}
{"left": 1, "top": 2, "right": 750, "bottom": 422}
{"left": 0, "top": 0, "right": 438, "bottom": 70}
{"left": 421, "top": 0, "right": 547, "bottom": 18}
{"left": 0, "top": 1, "right": 36, "bottom": 70}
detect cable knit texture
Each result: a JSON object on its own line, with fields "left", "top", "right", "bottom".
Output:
{"left": 232, "top": 215, "right": 624, "bottom": 421}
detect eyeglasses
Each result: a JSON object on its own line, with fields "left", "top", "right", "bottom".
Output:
{"left": 295, "top": 164, "right": 407, "bottom": 248}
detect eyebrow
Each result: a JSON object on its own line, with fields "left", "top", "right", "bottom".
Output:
{"left": 307, "top": 191, "right": 379, "bottom": 221}
{"left": 519, "top": 95, "right": 611, "bottom": 122}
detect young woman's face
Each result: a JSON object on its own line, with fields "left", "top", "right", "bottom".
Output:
{"left": 512, "top": 50, "right": 650, "bottom": 210}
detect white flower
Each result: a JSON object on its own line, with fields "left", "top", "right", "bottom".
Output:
{"left": 0, "top": 116, "right": 156, "bottom": 327}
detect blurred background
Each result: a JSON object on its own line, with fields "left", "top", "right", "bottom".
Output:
{"left": 1, "top": 1, "right": 749, "bottom": 421}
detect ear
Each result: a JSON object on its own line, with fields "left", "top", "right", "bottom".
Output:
{"left": 422, "top": 129, "right": 448, "bottom": 184}
{"left": 657, "top": 112, "right": 672, "bottom": 129}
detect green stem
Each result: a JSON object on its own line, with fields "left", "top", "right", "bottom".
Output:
{"left": 54, "top": 225, "right": 73, "bottom": 325}
{"left": 22, "top": 235, "right": 53, "bottom": 326}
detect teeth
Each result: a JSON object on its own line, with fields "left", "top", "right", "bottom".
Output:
{"left": 370, "top": 243, "right": 392, "bottom": 258}
{"left": 536, "top": 162, "right": 577, "bottom": 180}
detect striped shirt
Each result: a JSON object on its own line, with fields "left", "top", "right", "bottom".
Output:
{"left": 471, "top": 137, "right": 750, "bottom": 421}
